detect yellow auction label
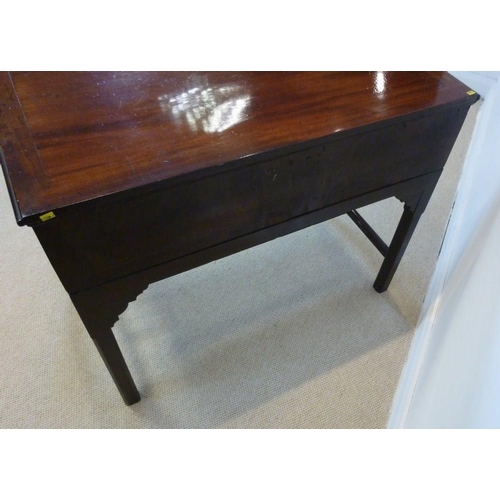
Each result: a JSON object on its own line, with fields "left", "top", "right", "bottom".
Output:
{"left": 466, "top": 90, "right": 476, "bottom": 95}
{"left": 39, "top": 211, "right": 56, "bottom": 222}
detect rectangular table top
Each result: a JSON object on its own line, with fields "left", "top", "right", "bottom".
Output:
{"left": 0, "top": 72, "right": 478, "bottom": 225}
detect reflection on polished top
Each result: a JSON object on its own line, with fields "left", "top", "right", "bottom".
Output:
{"left": 0, "top": 72, "right": 478, "bottom": 222}
{"left": 373, "top": 71, "right": 387, "bottom": 96}
{"left": 158, "top": 75, "right": 251, "bottom": 133}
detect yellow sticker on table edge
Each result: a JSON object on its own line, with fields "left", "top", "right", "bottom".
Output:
{"left": 39, "top": 211, "right": 56, "bottom": 222}
{"left": 466, "top": 90, "right": 476, "bottom": 95}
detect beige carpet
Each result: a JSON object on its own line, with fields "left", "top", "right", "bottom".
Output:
{"left": 0, "top": 104, "right": 478, "bottom": 428}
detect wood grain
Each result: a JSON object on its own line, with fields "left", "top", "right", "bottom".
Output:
{"left": 1, "top": 72, "right": 478, "bottom": 224}
{"left": 0, "top": 71, "right": 479, "bottom": 405}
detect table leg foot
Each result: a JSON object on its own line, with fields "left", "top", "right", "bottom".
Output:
{"left": 70, "top": 282, "right": 147, "bottom": 405}
{"left": 373, "top": 204, "right": 418, "bottom": 293}
{"left": 91, "top": 329, "right": 141, "bottom": 405}
{"left": 373, "top": 172, "right": 441, "bottom": 293}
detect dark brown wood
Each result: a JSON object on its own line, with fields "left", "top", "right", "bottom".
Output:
{"left": 71, "top": 285, "right": 144, "bottom": 405}
{"left": 66, "top": 170, "right": 444, "bottom": 325}
{"left": 1, "top": 72, "right": 478, "bottom": 226}
{"left": 374, "top": 171, "right": 442, "bottom": 292}
{"left": 0, "top": 72, "right": 479, "bottom": 405}
{"left": 347, "top": 210, "right": 389, "bottom": 257}
{"left": 32, "top": 105, "right": 472, "bottom": 294}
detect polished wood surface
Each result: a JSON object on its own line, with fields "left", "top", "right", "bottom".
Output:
{"left": 35, "top": 105, "right": 471, "bottom": 294}
{"left": 0, "top": 72, "right": 479, "bottom": 405}
{"left": 1, "top": 72, "right": 478, "bottom": 225}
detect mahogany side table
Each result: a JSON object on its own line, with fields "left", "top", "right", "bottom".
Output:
{"left": 0, "top": 72, "right": 479, "bottom": 405}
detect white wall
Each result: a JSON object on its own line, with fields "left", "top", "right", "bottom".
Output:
{"left": 388, "top": 72, "right": 500, "bottom": 428}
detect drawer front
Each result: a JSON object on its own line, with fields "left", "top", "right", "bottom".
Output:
{"left": 35, "top": 106, "right": 469, "bottom": 293}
